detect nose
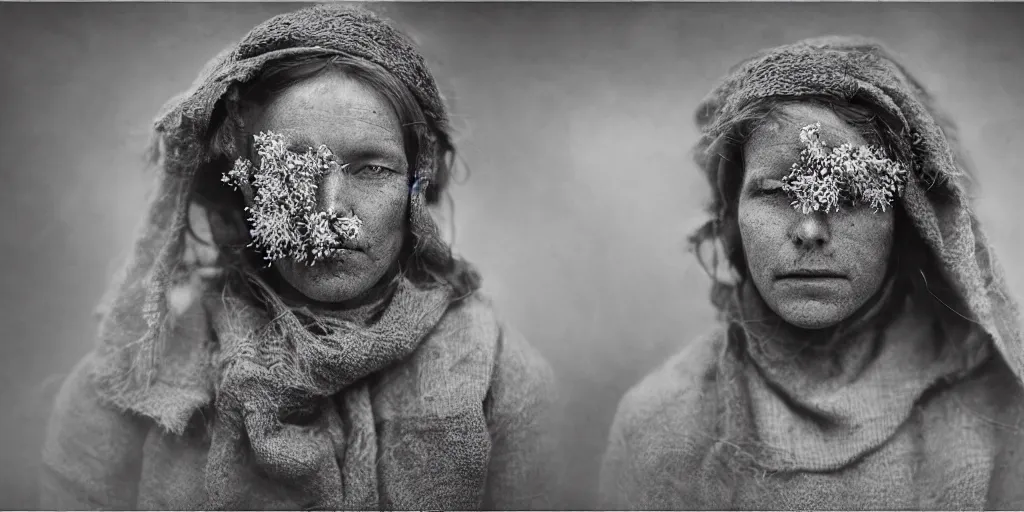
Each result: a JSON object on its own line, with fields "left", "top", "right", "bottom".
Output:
{"left": 315, "top": 169, "right": 355, "bottom": 216}
{"left": 790, "top": 212, "right": 831, "bottom": 250}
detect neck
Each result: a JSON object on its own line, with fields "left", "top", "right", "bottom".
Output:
{"left": 252, "top": 264, "right": 402, "bottom": 324}
{"left": 732, "top": 274, "right": 906, "bottom": 383}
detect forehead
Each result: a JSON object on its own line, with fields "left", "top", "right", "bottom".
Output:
{"left": 253, "top": 70, "right": 403, "bottom": 150}
{"left": 744, "top": 103, "right": 868, "bottom": 179}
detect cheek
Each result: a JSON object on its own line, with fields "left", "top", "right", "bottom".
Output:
{"left": 357, "top": 181, "right": 408, "bottom": 240}
{"left": 737, "top": 198, "right": 787, "bottom": 273}
{"left": 833, "top": 213, "right": 894, "bottom": 274}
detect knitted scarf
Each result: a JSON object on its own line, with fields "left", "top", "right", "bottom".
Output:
{"left": 202, "top": 274, "right": 454, "bottom": 509}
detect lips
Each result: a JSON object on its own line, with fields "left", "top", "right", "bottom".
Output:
{"left": 315, "top": 244, "right": 362, "bottom": 264}
{"left": 334, "top": 243, "right": 362, "bottom": 252}
{"left": 776, "top": 268, "right": 847, "bottom": 279}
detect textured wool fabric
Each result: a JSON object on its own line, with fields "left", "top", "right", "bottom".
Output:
{"left": 600, "top": 36, "right": 1024, "bottom": 510}
{"left": 726, "top": 276, "right": 986, "bottom": 475}
{"left": 42, "top": 285, "right": 558, "bottom": 510}
{"left": 40, "top": 4, "right": 561, "bottom": 510}
{"left": 200, "top": 275, "right": 456, "bottom": 510}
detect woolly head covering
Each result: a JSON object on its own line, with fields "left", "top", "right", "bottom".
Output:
{"left": 92, "top": 4, "right": 466, "bottom": 413}
{"left": 691, "top": 36, "right": 1024, "bottom": 384}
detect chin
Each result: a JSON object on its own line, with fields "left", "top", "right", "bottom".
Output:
{"left": 296, "top": 282, "right": 366, "bottom": 303}
{"left": 274, "top": 259, "right": 378, "bottom": 304}
{"left": 773, "top": 299, "right": 851, "bottom": 330}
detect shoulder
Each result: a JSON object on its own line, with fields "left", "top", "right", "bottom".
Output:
{"left": 960, "top": 354, "right": 1024, "bottom": 509}
{"left": 434, "top": 291, "right": 556, "bottom": 415}
{"left": 384, "top": 291, "right": 553, "bottom": 417}
{"left": 609, "top": 328, "right": 725, "bottom": 452}
{"left": 48, "top": 351, "right": 130, "bottom": 428}
{"left": 488, "top": 320, "right": 557, "bottom": 418}
{"left": 429, "top": 291, "right": 554, "bottom": 384}
{"left": 491, "top": 307, "right": 555, "bottom": 397}
{"left": 427, "top": 291, "right": 502, "bottom": 353}
{"left": 42, "top": 351, "right": 151, "bottom": 505}
{"left": 45, "top": 352, "right": 153, "bottom": 440}
{"left": 409, "top": 291, "right": 502, "bottom": 378}
{"left": 599, "top": 329, "right": 727, "bottom": 509}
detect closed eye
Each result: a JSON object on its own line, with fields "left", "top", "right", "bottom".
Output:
{"left": 350, "top": 164, "right": 396, "bottom": 177}
{"left": 757, "top": 178, "right": 787, "bottom": 196}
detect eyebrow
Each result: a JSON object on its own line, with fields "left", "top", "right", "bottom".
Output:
{"left": 279, "top": 132, "right": 322, "bottom": 152}
{"left": 280, "top": 134, "right": 405, "bottom": 162}
{"left": 342, "top": 145, "right": 407, "bottom": 166}
{"left": 745, "top": 143, "right": 798, "bottom": 174}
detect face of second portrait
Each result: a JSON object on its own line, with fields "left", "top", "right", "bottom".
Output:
{"left": 738, "top": 103, "right": 895, "bottom": 330}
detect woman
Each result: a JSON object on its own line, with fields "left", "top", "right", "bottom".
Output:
{"left": 40, "top": 5, "right": 559, "bottom": 510}
{"left": 600, "top": 36, "right": 1024, "bottom": 510}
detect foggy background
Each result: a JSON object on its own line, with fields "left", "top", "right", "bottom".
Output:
{"left": 2, "top": 2, "right": 1023, "bottom": 508}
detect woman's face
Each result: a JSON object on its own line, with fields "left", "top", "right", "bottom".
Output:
{"left": 245, "top": 69, "right": 409, "bottom": 304}
{"left": 737, "top": 103, "right": 894, "bottom": 329}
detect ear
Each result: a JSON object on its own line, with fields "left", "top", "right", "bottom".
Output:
{"left": 718, "top": 211, "right": 746, "bottom": 284}
{"left": 714, "top": 220, "right": 744, "bottom": 287}
{"left": 689, "top": 217, "right": 743, "bottom": 287}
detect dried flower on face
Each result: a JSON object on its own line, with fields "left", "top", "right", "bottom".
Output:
{"left": 221, "top": 131, "right": 363, "bottom": 265}
{"left": 781, "top": 123, "right": 910, "bottom": 214}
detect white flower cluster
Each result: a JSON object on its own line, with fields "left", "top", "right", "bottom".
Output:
{"left": 222, "top": 131, "right": 362, "bottom": 265}
{"left": 781, "top": 123, "right": 909, "bottom": 214}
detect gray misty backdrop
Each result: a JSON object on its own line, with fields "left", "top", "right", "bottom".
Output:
{"left": 1, "top": 2, "right": 1023, "bottom": 509}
